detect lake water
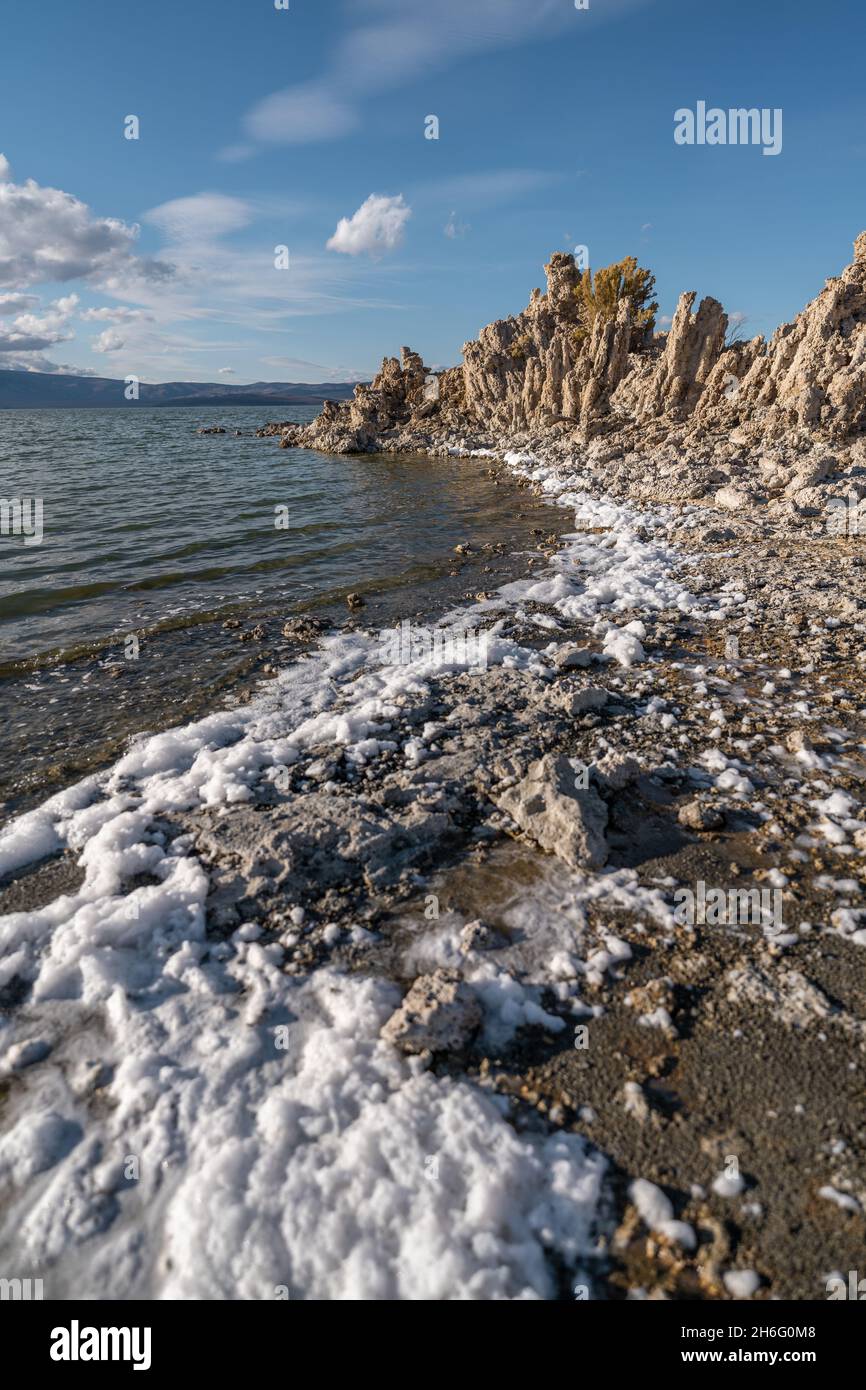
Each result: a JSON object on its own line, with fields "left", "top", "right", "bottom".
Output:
{"left": 0, "top": 406, "right": 569, "bottom": 813}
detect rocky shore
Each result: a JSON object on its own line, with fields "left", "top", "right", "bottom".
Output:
{"left": 242, "top": 233, "right": 866, "bottom": 1295}
{"left": 1, "top": 237, "right": 864, "bottom": 1300}
{"left": 262, "top": 231, "right": 866, "bottom": 522}
{"left": 186, "top": 439, "right": 865, "bottom": 1299}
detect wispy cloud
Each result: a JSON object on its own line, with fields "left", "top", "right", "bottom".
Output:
{"left": 230, "top": 0, "right": 648, "bottom": 152}
{"left": 419, "top": 171, "right": 562, "bottom": 242}
{"left": 261, "top": 354, "right": 366, "bottom": 383}
{"left": 245, "top": 85, "right": 359, "bottom": 148}
{"left": 143, "top": 193, "right": 254, "bottom": 242}
{"left": 84, "top": 189, "right": 412, "bottom": 377}
{"left": 416, "top": 169, "right": 564, "bottom": 208}
{"left": 0, "top": 155, "right": 411, "bottom": 377}
{"left": 444, "top": 212, "right": 469, "bottom": 240}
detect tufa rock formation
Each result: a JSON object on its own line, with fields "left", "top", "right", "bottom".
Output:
{"left": 269, "top": 233, "right": 866, "bottom": 455}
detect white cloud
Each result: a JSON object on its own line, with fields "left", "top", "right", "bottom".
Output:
{"left": 80, "top": 305, "right": 152, "bottom": 323}
{"left": 0, "top": 155, "right": 135, "bottom": 286}
{"left": 93, "top": 328, "right": 126, "bottom": 353}
{"left": 0, "top": 354, "right": 98, "bottom": 375}
{"left": 0, "top": 292, "right": 39, "bottom": 315}
{"left": 0, "top": 155, "right": 173, "bottom": 290}
{"left": 0, "top": 162, "right": 409, "bottom": 380}
{"left": 0, "top": 154, "right": 11, "bottom": 183}
{"left": 0, "top": 327, "right": 71, "bottom": 353}
{"left": 218, "top": 366, "right": 235, "bottom": 375}
{"left": 0, "top": 293, "right": 79, "bottom": 353}
{"left": 327, "top": 194, "right": 410, "bottom": 258}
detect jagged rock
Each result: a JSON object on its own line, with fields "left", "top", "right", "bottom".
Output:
{"left": 634, "top": 292, "right": 727, "bottom": 419}
{"left": 381, "top": 969, "right": 481, "bottom": 1054}
{"left": 189, "top": 792, "right": 458, "bottom": 911}
{"left": 784, "top": 454, "right": 837, "bottom": 494}
{"left": 699, "top": 525, "right": 737, "bottom": 542}
{"left": 268, "top": 232, "right": 866, "bottom": 457}
{"left": 282, "top": 616, "right": 328, "bottom": 642}
{"left": 593, "top": 751, "right": 641, "bottom": 791}
{"left": 579, "top": 297, "right": 634, "bottom": 423}
{"left": 548, "top": 684, "right": 609, "bottom": 716}
{"left": 727, "top": 231, "right": 866, "bottom": 439}
{"left": 714, "top": 486, "right": 753, "bottom": 511}
{"left": 554, "top": 644, "right": 593, "bottom": 668}
{"left": 256, "top": 421, "right": 297, "bottom": 437}
{"left": 493, "top": 752, "right": 608, "bottom": 869}
{"left": 678, "top": 799, "right": 726, "bottom": 832}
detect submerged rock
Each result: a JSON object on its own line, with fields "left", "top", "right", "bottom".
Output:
{"left": 282, "top": 615, "right": 328, "bottom": 643}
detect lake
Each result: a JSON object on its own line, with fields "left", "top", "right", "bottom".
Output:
{"left": 0, "top": 405, "right": 569, "bottom": 811}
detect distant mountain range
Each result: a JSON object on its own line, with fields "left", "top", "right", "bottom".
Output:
{"left": 0, "top": 369, "right": 363, "bottom": 409}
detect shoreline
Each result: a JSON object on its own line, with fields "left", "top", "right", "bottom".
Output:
{"left": 1, "top": 434, "right": 864, "bottom": 1298}
{"left": 0, "top": 444, "right": 571, "bottom": 820}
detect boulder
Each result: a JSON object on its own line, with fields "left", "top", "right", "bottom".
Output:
{"left": 593, "top": 751, "right": 641, "bottom": 791}
{"left": 494, "top": 752, "right": 608, "bottom": 869}
{"left": 381, "top": 969, "right": 481, "bottom": 1054}
{"left": 678, "top": 799, "right": 726, "bottom": 832}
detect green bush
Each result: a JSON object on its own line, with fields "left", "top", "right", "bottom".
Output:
{"left": 574, "top": 256, "right": 658, "bottom": 351}
{"left": 507, "top": 332, "right": 534, "bottom": 361}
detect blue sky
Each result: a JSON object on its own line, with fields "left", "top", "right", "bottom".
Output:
{"left": 1, "top": 0, "right": 864, "bottom": 383}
